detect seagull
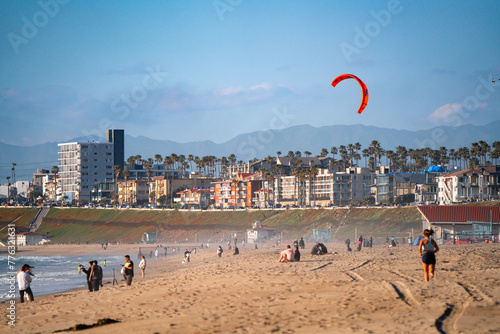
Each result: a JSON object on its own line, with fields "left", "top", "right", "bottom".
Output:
{"left": 493, "top": 78, "right": 496, "bottom": 84}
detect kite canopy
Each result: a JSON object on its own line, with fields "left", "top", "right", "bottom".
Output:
{"left": 331, "top": 74, "right": 369, "bottom": 114}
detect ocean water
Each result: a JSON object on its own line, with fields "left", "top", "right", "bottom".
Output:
{"left": 0, "top": 254, "right": 129, "bottom": 302}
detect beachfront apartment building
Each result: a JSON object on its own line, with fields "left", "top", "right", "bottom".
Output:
{"left": 117, "top": 179, "right": 149, "bottom": 205}
{"left": 372, "top": 172, "right": 426, "bottom": 204}
{"left": 274, "top": 167, "right": 374, "bottom": 207}
{"left": 149, "top": 173, "right": 219, "bottom": 206}
{"left": 175, "top": 188, "right": 211, "bottom": 207}
{"left": 213, "top": 173, "right": 264, "bottom": 208}
{"left": 437, "top": 165, "right": 500, "bottom": 204}
{"left": 58, "top": 141, "right": 114, "bottom": 203}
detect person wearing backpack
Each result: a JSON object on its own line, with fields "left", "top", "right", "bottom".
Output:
{"left": 89, "top": 260, "right": 103, "bottom": 292}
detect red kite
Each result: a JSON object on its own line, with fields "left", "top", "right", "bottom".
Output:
{"left": 331, "top": 74, "right": 369, "bottom": 114}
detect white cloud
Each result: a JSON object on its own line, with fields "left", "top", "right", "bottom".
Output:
{"left": 428, "top": 103, "right": 463, "bottom": 122}
{"left": 428, "top": 102, "right": 489, "bottom": 125}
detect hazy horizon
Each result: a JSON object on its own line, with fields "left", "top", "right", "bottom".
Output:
{"left": 1, "top": 1, "right": 499, "bottom": 148}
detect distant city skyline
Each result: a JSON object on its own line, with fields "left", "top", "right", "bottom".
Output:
{"left": 1, "top": 1, "right": 499, "bottom": 148}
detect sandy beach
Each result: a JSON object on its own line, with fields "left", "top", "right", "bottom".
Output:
{"left": 2, "top": 242, "right": 499, "bottom": 333}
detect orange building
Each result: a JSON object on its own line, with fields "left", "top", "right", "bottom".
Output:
{"left": 213, "top": 173, "right": 263, "bottom": 208}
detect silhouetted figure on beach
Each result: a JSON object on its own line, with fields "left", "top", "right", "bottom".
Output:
{"left": 299, "top": 238, "right": 305, "bottom": 249}
{"left": 311, "top": 243, "right": 328, "bottom": 255}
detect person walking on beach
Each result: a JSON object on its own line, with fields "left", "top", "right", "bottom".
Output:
{"left": 121, "top": 255, "right": 134, "bottom": 286}
{"left": 217, "top": 246, "right": 223, "bottom": 258}
{"left": 17, "top": 264, "right": 34, "bottom": 303}
{"left": 419, "top": 229, "right": 439, "bottom": 282}
{"left": 184, "top": 248, "right": 192, "bottom": 263}
{"left": 139, "top": 255, "right": 146, "bottom": 279}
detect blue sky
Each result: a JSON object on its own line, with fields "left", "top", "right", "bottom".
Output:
{"left": 0, "top": 0, "right": 499, "bottom": 147}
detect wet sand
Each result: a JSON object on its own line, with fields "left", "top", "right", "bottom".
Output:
{"left": 1, "top": 243, "right": 499, "bottom": 333}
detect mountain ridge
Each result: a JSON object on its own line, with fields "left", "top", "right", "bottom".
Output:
{"left": 1, "top": 120, "right": 499, "bottom": 180}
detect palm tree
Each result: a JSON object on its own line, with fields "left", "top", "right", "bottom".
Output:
{"left": 354, "top": 142, "right": 362, "bottom": 166}
{"left": 309, "top": 165, "right": 319, "bottom": 206}
{"left": 231, "top": 179, "right": 239, "bottom": 209}
{"left": 144, "top": 161, "right": 153, "bottom": 203}
{"left": 304, "top": 151, "right": 312, "bottom": 157}
{"left": 396, "top": 146, "right": 408, "bottom": 171}
{"left": 362, "top": 148, "right": 370, "bottom": 168}
{"left": 51, "top": 166, "right": 59, "bottom": 200}
{"left": 188, "top": 154, "right": 194, "bottom": 172}
{"left": 491, "top": 141, "right": 500, "bottom": 165}
{"left": 113, "top": 165, "right": 122, "bottom": 204}
{"left": 338, "top": 145, "right": 348, "bottom": 170}
{"left": 320, "top": 148, "right": 328, "bottom": 157}
{"left": 385, "top": 150, "right": 396, "bottom": 171}
{"left": 478, "top": 140, "right": 490, "bottom": 165}
{"left": 122, "top": 169, "right": 130, "bottom": 205}
{"left": 276, "top": 151, "right": 282, "bottom": 157}
{"left": 154, "top": 154, "right": 163, "bottom": 176}
{"left": 369, "top": 140, "right": 382, "bottom": 171}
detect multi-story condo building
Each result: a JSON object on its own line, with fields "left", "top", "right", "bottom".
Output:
{"left": 117, "top": 179, "right": 149, "bottom": 205}
{"left": 275, "top": 167, "right": 373, "bottom": 206}
{"left": 437, "top": 165, "right": 500, "bottom": 204}
{"left": 373, "top": 172, "right": 426, "bottom": 204}
{"left": 149, "top": 172, "right": 218, "bottom": 206}
{"left": 175, "top": 188, "right": 211, "bottom": 208}
{"left": 213, "top": 173, "right": 263, "bottom": 208}
{"left": 58, "top": 141, "right": 114, "bottom": 203}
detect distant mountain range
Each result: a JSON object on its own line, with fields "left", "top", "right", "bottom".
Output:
{"left": 2, "top": 121, "right": 500, "bottom": 181}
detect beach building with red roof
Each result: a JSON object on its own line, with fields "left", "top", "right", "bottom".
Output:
{"left": 417, "top": 205, "right": 500, "bottom": 243}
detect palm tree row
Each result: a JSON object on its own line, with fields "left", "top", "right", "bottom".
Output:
{"left": 116, "top": 140, "right": 500, "bottom": 184}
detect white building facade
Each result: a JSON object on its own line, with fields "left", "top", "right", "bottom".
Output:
{"left": 58, "top": 142, "right": 114, "bottom": 203}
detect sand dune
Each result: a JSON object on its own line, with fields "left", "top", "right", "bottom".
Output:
{"left": 2, "top": 243, "right": 499, "bottom": 333}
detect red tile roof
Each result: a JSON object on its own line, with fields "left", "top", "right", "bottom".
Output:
{"left": 418, "top": 205, "right": 500, "bottom": 223}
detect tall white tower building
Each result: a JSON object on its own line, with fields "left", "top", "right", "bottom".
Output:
{"left": 58, "top": 141, "right": 114, "bottom": 203}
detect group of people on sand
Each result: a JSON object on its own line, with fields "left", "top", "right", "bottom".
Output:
{"left": 80, "top": 260, "right": 103, "bottom": 292}
{"left": 274, "top": 230, "right": 439, "bottom": 283}
{"left": 14, "top": 229, "right": 441, "bottom": 305}
{"left": 276, "top": 245, "right": 301, "bottom": 262}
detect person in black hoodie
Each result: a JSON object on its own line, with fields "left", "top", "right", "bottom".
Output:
{"left": 80, "top": 261, "right": 93, "bottom": 292}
